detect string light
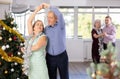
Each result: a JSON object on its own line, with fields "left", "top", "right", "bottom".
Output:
{"left": 91, "top": 73, "right": 96, "bottom": 78}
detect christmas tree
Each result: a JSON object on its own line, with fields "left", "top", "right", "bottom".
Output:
{"left": 87, "top": 42, "right": 120, "bottom": 79}
{"left": 0, "top": 13, "right": 28, "bottom": 79}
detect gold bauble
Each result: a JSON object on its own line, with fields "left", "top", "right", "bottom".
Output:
{"left": 11, "top": 21, "right": 14, "bottom": 24}
{"left": 0, "top": 36, "right": 2, "bottom": 40}
{"left": 1, "top": 56, "right": 4, "bottom": 59}
{"left": 97, "top": 71, "right": 102, "bottom": 75}
{"left": 9, "top": 38, "right": 12, "bottom": 41}
{"left": 4, "top": 70, "right": 8, "bottom": 74}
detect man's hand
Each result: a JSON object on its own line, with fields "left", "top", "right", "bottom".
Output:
{"left": 103, "top": 32, "right": 108, "bottom": 37}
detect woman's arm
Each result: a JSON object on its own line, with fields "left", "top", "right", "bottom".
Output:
{"left": 93, "top": 33, "right": 104, "bottom": 38}
{"left": 31, "top": 36, "right": 47, "bottom": 51}
{"left": 27, "top": 6, "right": 42, "bottom": 35}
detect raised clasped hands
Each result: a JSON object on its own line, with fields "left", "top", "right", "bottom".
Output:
{"left": 35, "top": 3, "right": 50, "bottom": 12}
{"left": 41, "top": 3, "right": 50, "bottom": 9}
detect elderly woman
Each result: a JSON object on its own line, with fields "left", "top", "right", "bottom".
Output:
{"left": 91, "top": 19, "right": 104, "bottom": 64}
{"left": 21, "top": 5, "right": 49, "bottom": 79}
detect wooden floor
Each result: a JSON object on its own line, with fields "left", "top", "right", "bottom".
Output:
{"left": 57, "top": 62, "right": 91, "bottom": 79}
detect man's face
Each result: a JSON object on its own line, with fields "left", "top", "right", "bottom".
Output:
{"left": 47, "top": 11, "right": 57, "bottom": 26}
{"left": 105, "top": 18, "right": 111, "bottom": 25}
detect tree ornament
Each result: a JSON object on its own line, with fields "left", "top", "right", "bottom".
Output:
{"left": 17, "top": 52, "right": 21, "bottom": 55}
{"left": 1, "top": 45, "right": 6, "bottom": 50}
{"left": 11, "top": 21, "right": 14, "bottom": 24}
{"left": 6, "top": 44, "right": 10, "bottom": 48}
{"left": 7, "top": 52, "right": 13, "bottom": 57}
{"left": 11, "top": 68, "right": 14, "bottom": 72}
{"left": 20, "top": 43, "right": 24, "bottom": 46}
{"left": 14, "top": 62, "right": 18, "bottom": 66}
{"left": 9, "top": 37, "right": 12, "bottom": 41}
{"left": 3, "top": 27, "right": 5, "bottom": 30}
{"left": 13, "top": 36, "right": 17, "bottom": 40}
{"left": 92, "top": 73, "right": 96, "bottom": 79}
{"left": 13, "top": 27, "right": 16, "bottom": 30}
{"left": 1, "top": 56, "right": 4, "bottom": 59}
{"left": 0, "top": 36, "right": 2, "bottom": 40}
{"left": 4, "top": 70, "right": 8, "bottom": 74}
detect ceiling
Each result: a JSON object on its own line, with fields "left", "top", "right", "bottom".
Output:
{"left": 12, "top": 0, "right": 49, "bottom": 13}
{"left": 0, "top": 0, "right": 49, "bottom": 13}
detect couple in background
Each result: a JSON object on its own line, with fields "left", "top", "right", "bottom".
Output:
{"left": 91, "top": 16, "right": 116, "bottom": 64}
{"left": 22, "top": 3, "right": 69, "bottom": 79}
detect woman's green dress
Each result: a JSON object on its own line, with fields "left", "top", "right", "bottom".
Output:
{"left": 28, "top": 33, "right": 49, "bottom": 79}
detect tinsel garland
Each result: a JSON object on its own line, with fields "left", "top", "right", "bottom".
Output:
{"left": 0, "top": 20, "right": 24, "bottom": 64}
{"left": 0, "top": 20, "right": 24, "bottom": 42}
{"left": 0, "top": 48, "right": 23, "bottom": 64}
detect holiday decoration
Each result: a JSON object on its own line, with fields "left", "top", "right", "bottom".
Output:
{"left": 0, "top": 13, "right": 28, "bottom": 79}
{"left": 87, "top": 42, "right": 120, "bottom": 79}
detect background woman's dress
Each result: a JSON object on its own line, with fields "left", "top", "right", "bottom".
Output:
{"left": 28, "top": 33, "right": 49, "bottom": 79}
{"left": 91, "top": 29, "right": 100, "bottom": 63}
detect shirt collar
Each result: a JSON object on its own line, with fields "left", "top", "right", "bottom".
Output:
{"left": 48, "top": 22, "right": 58, "bottom": 28}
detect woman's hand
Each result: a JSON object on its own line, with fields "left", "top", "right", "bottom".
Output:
{"left": 41, "top": 3, "right": 50, "bottom": 9}
{"left": 21, "top": 47, "right": 25, "bottom": 53}
{"left": 34, "top": 5, "right": 43, "bottom": 13}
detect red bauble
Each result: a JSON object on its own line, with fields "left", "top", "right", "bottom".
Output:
{"left": 7, "top": 52, "right": 13, "bottom": 57}
{"left": 13, "top": 36, "right": 17, "bottom": 40}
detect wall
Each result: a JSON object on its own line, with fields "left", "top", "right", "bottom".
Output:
{"left": 66, "top": 39, "right": 84, "bottom": 62}
{"left": 0, "top": 4, "right": 10, "bottom": 19}
{"left": 0, "top": 0, "right": 12, "bottom": 19}
{"left": 50, "top": 0, "right": 120, "bottom": 6}
{"left": 67, "top": 39, "right": 120, "bottom": 62}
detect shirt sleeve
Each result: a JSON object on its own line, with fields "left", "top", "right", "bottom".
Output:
{"left": 49, "top": 6, "right": 65, "bottom": 29}
{"left": 106, "top": 26, "right": 116, "bottom": 40}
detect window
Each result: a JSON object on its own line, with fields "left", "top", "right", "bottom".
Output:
{"left": 78, "top": 7, "right": 92, "bottom": 12}
{"left": 109, "top": 8, "right": 120, "bottom": 12}
{"left": 13, "top": 13, "right": 26, "bottom": 36}
{"left": 110, "top": 14, "right": 120, "bottom": 39}
{"left": 95, "top": 14, "right": 107, "bottom": 28}
{"left": 78, "top": 13, "right": 92, "bottom": 38}
{"left": 78, "top": 7, "right": 92, "bottom": 39}
{"left": 94, "top": 7, "right": 108, "bottom": 13}
{"left": 12, "top": 7, "right": 120, "bottom": 39}
{"left": 13, "top": 10, "right": 45, "bottom": 36}
{"left": 59, "top": 8, "right": 74, "bottom": 38}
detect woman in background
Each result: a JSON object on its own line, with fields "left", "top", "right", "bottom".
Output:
{"left": 91, "top": 19, "right": 104, "bottom": 64}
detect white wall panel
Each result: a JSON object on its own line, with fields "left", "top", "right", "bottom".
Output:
{"left": 66, "top": 39, "right": 120, "bottom": 62}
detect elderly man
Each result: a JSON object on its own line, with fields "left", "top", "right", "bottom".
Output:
{"left": 41, "top": 3, "right": 69, "bottom": 79}
{"left": 103, "top": 15, "right": 116, "bottom": 49}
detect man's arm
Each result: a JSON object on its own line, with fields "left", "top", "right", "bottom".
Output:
{"left": 42, "top": 3, "right": 65, "bottom": 28}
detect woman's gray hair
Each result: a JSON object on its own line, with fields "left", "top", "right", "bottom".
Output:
{"left": 94, "top": 19, "right": 101, "bottom": 27}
